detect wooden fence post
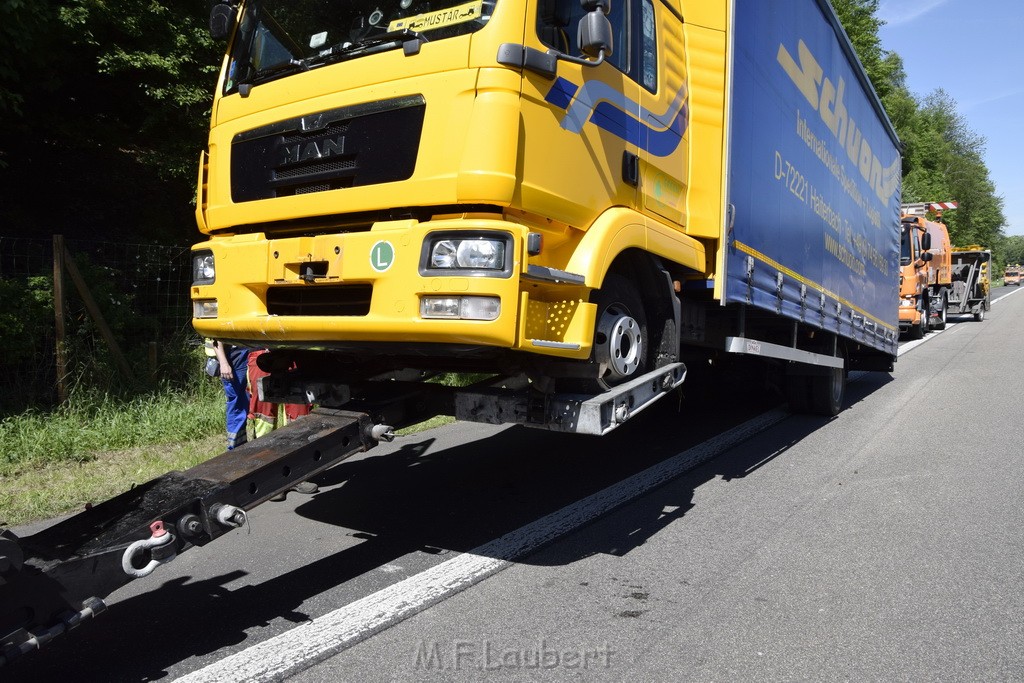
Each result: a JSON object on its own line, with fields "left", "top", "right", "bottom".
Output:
{"left": 53, "top": 235, "right": 69, "bottom": 404}
{"left": 61, "top": 244, "right": 137, "bottom": 385}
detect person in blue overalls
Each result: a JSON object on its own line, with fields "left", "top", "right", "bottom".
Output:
{"left": 212, "top": 340, "right": 250, "bottom": 449}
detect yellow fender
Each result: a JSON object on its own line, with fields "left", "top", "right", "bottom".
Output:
{"left": 566, "top": 208, "right": 707, "bottom": 288}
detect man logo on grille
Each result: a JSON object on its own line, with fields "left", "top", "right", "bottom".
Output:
{"left": 279, "top": 135, "right": 346, "bottom": 167}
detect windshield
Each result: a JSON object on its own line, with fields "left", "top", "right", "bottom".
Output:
{"left": 900, "top": 227, "right": 911, "bottom": 266}
{"left": 224, "top": 0, "right": 496, "bottom": 93}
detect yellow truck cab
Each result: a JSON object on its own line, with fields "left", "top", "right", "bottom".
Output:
{"left": 193, "top": 0, "right": 719, "bottom": 386}
{"left": 1005, "top": 265, "right": 1022, "bottom": 286}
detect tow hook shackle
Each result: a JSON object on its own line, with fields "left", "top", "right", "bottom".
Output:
{"left": 369, "top": 423, "right": 396, "bottom": 443}
{"left": 211, "top": 503, "right": 247, "bottom": 529}
{"left": 121, "top": 521, "right": 177, "bottom": 578}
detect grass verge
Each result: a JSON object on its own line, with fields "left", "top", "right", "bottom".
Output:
{"left": 0, "top": 436, "right": 224, "bottom": 528}
{"left": 1, "top": 381, "right": 225, "bottom": 527}
{"left": 0, "top": 380, "right": 456, "bottom": 527}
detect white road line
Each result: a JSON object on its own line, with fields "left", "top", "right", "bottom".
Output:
{"left": 177, "top": 408, "right": 790, "bottom": 682}
{"left": 992, "top": 286, "right": 1024, "bottom": 304}
{"left": 897, "top": 332, "right": 939, "bottom": 355}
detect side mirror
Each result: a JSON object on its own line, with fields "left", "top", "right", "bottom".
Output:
{"left": 920, "top": 231, "right": 932, "bottom": 251}
{"left": 577, "top": 0, "right": 613, "bottom": 59}
{"left": 922, "top": 251, "right": 934, "bottom": 263}
{"left": 210, "top": 3, "right": 236, "bottom": 40}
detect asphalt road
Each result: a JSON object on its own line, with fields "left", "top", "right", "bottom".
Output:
{"left": 11, "top": 286, "right": 1024, "bottom": 681}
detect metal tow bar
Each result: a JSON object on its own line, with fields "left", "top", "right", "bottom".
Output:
{"left": 1, "top": 408, "right": 388, "bottom": 667}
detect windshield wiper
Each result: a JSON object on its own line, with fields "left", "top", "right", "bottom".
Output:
{"left": 234, "top": 30, "right": 424, "bottom": 96}
{"left": 305, "top": 29, "right": 428, "bottom": 68}
{"left": 236, "top": 59, "right": 310, "bottom": 95}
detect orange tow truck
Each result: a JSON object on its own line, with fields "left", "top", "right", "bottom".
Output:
{"left": 899, "top": 203, "right": 952, "bottom": 338}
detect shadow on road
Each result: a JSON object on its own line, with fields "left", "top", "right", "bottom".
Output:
{"left": 10, "top": 371, "right": 892, "bottom": 681}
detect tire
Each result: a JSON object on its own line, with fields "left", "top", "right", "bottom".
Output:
{"left": 909, "top": 310, "right": 926, "bottom": 339}
{"left": 786, "top": 362, "right": 845, "bottom": 417}
{"left": 974, "top": 305, "right": 985, "bottom": 322}
{"left": 572, "top": 274, "right": 651, "bottom": 392}
{"left": 809, "top": 364, "right": 846, "bottom": 416}
{"left": 933, "top": 291, "right": 948, "bottom": 330}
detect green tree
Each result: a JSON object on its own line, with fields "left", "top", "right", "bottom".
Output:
{"left": 829, "top": 0, "right": 902, "bottom": 101}
{"left": 830, "top": 0, "right": 1007, "bottom": 257}
{"left": 1002, "top": 236, "right": 1024, "bottom": 266}
{"left": 0, "top": 0, "right": 223, "bottom": 244}
{"left": 57, "top": 0, "right": 223, "bottom": 182}
{"left": 0, "top": 0, "right": 59, "bottom": 121}
{"left": 901, "top": 91, "right": 1005, "bottom": 248}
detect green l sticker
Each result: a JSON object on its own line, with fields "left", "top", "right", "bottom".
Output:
{"left": 370, "top": 241, "right": 395, "bottom": 272}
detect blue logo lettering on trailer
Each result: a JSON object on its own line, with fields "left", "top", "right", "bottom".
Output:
{"left": 544, "top": 77, "right": 688, "bottom": 157}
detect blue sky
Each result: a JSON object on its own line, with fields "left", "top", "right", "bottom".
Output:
{"left": 877, "top": 0, "right": 1024, "bottom": 236}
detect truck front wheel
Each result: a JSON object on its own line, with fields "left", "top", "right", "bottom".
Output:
{"left": 933, "top": 291, "right": 948, "bottom": 330}
{"left": 562, "top": 274, "right": 652, "bottom": 393}
{"left": 909, "top": 309, "right": 926, "bottom": 339}
{"left": 592, "top": 274, "right": 648, "bottom": 387}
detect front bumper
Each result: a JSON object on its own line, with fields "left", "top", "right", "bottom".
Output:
{"left": 191, "top": 218, "right": 595, "bottom": 360}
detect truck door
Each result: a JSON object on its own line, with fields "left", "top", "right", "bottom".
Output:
{"left": 521, "top": 0, "right": 641, "bottom": 229}
{"left": 635, "top": 0, "right": 689, "bottom": 228}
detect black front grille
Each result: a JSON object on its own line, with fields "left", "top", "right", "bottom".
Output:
{"left": 231, "top": 96, "right": 426, "bottom": 203}
{"left": 266, "top": 284, "right": 372, "bottom": 316}
{"left": 275, "top": 156, "right": 356, "bottom": 180}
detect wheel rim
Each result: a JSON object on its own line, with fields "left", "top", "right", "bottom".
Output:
{"left": 595, "top": 304, "right": 643, "bottom": 380}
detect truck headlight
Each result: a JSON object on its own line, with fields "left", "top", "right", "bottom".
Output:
{"left": 192, "top": 251, "right": 215, "bottom": 285}
{"left": 193, "top": 299, "right": 218, "bottom": 318}
{"left": 421, "top": 232, "right": 512, "bottom": 276}
{"left": 421, "top": 296, "right": 500, "bottom": 320}
{"left": 430, "top": 238, "right": 504, "bottom": 269}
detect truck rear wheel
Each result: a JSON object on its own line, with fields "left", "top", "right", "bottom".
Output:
{"left": 785, "top": 350, "right": 845, "bottom": 417}
{"left": 974, "top": 306, "right": 985, "bottom": 322}
{"left": 809, "top": 364, "right": 845, "bottom": 416}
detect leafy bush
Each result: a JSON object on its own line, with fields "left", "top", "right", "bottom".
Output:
{"left": 0, "top": 275, "right": 53, "bottom": 366}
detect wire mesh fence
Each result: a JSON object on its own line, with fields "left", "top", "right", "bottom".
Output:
{"left": 0, "top": 235, "right": 199, "bottom": 413}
